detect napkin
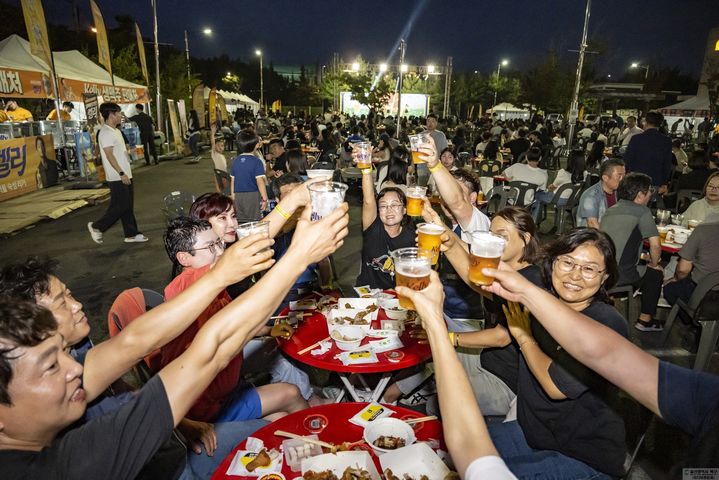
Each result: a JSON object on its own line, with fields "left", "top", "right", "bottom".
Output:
{"left": 310, "top": 340, "right": 332, "bottom": 356}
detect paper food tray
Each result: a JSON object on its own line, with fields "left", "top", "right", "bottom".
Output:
{"left": 301, "top": 451, "right": 381, "bottom": 480}
{"left": 327, "top": 308, "right": 374, "bottom": 334}
{"left": 290, "top": 299, "right": 317, "bottom": 311}
{"left": 337, "top": 298, "right": 379, "bottom": 320}
{"left": 379, "top": 442, "right": 450, "bottom": 479}
{"left": 226, "top": 449, "right": 283, "bottom": 477}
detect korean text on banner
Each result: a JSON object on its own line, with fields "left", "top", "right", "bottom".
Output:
{"left": 90, "top": 0, "right": 113, "bottom": 81}
{"left": 20, "top": 0, "right": 52, "bottom": 68}
{"left": 135, "top": 22, "right": 149, "bottom": 84}
{"left": 0, "top": 135, "right": 55, "bottom": 202}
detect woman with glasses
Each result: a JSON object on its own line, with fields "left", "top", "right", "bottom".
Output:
{"left": 355, "top": 156, "right": 415, "bottom": 290}
{"left": 487, "top": 228, "right": 628, "bottom": 479}
{"left": 680, "top": 171, "right": 719, "bottom": 226}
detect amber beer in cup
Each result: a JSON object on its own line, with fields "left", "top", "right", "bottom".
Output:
{"left": 406, "top": 186, "right": 427, "bottom": 217}
{"left": 409, "top": 132, "right": 432, "bottom": 164}
{"left": 417, "top": 223, "right": 444, "bottom": 265}
{"left": 355, "top": 141, "right": 373, "bottom": 169}
{"left": 468, "top": 232, "right": 506, "bottom": 286}
{"left": 391, "top": 247, "right": 432, "bottom": 310}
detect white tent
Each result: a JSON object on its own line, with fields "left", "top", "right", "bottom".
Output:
{"left": 487, "top": 102, "right": 531, "bottom": 120}
{"left": 203, "top": 87, "right": 259, "bottom": 113}
{"left": 659, "top": 95, "right": 710, "bottom": 133}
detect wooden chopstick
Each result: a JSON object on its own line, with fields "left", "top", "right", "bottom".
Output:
{"left": 270, "top": 312, "right": 310, "bottom": 320}
{"left": 403, "top": 415, "right": 438, "bottom": 425}
{"left": 274, "top": 430, "right": 334, "bottom": 449}
{"left": 297, "top": 335, "right": 331, "bottom": 355}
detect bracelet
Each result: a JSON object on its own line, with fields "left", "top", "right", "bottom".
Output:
{"left": 455, "top": 332, "right": 461, "bottom": 348}
{"left": 428, "top": 163, "right": 444, "bottom": 173}
{"left": 519, "top": 339, "right": 538, "bottom": 351}
{"left": 274, "top": 204, "right": 291, "bottom": 220}
{"left": 361, "top": 168, "right": 372, "bottom": 175}
{"left": 448, "top": 332, "right": 456, "bottom": 347}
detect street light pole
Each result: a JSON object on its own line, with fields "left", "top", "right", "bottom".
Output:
{"left": 395, "top": 39, "right": 406, "bottom": 139}
{"left": 631, "top": 62, "right": 650, "bottom": 80}
{"left": 184, "top": 30, "right": 192, "bottom": 96}
{"left": 567, "top": 0, "right": 592, "bottom": 151}
{"left": 255, "top": 50, "right": 264, "bottom": 110}
{"left": 151, "top": 0, "right": 162, "bottom": 135}
{"left": 492, "top": 59, "right": 508, "bottom": 111}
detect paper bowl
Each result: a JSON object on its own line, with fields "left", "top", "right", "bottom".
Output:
{"left": 378, "top": 296, "right": 399, "bottom": 310}
{"left": 331, "top": 325, "right": 366, "bottom": 351}
{"left": 363, "top": 418, "right": 416, "bottom": 455}
{"left": 383, "top": 307, "right": 408, "bottom": 321}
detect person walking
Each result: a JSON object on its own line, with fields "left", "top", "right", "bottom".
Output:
{"left": 87, "top": 102, "right": 148, "bottom": 244}
{"left": 129, "top": 103, "right": 158, "bottom": 165}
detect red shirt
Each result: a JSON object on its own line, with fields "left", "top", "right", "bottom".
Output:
{"left": 604, "top": 190, "right": 617, "bottom": 209}
{"left": 162, "top": 265, "right": 243, "bottom": 422}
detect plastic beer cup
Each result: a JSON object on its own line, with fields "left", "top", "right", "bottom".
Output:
{"left": 406, "top": 186, "right": 427, "bottom": 217}
{"left": 416, "top": 223, "right": 444, "bottom": 265}
{"left": 409, "top": 132, "right": 432, "bottom": 164}
{"left": 391, "top": 247, "right": 433, "bottom": 310}
{"left": 236, "top": 220, "right": 270, "bottom": 239}
{"left": 468, "top": 232, "right": 506, "bottom": 286}
{"left": 354, "top": 141, "right": 373, "bottom": 169}
{"left": 308, "top": 181, "right": 348, "bottom": 221}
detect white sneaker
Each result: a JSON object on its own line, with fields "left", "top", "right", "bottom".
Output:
{"left": 124, "top": 234, "right": 149, "bottom": 243}
{"left": 657, "top": 296, "right": 671, "bottom": 308}
{"left": 87, "top": 222, "right": 103, "bottom": 244}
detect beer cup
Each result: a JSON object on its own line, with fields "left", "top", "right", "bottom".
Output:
{"left": 409, "top": 132, "right": 432, "bottom": 164}
{"left": 391, "top": 247, "right": 433, "bottom": 310}
{"left": 468, "top": 232, "right": 506, "bottom": 286}
{"left": 688, "top": 219, "right": 700, "bottom": 230}
{"left": 417, "top": 223, "right": 444, "bottom": 265}
{"left": 354, "top": 141, "right": 373, "bottom": 169}
{"left": 406, "top": 186, "right": 427, "bottom": 217}
{"left": 236, "top": 220, "right": 270, "bottom": 239}
{"left": 308, "top": 181, "right": 348, "bottom": 221}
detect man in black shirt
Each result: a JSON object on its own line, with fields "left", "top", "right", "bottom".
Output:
{"left": 0, "top": 207, "right": 349, "bottom": 480}
{"left": 129, "top": 104, "right": 158, "bottom": 165}
{"left": 266, "top": 139, "right": 288, "bottom": 177}
{"left": 504, "top": 128, "right": 531, "bottom": 161}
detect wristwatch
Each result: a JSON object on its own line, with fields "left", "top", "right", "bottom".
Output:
{"left": 118, "top": 171, "right": 125, "bottom": 176}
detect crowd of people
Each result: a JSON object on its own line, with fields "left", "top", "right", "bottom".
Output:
{"left": 1, "top": 101, "right": 719, "bottom": 480}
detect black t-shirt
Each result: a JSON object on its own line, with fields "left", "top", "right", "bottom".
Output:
{"left": 355, "top": 217, "right": 415, "bottom": 290}
{"left": 1, "top": 376, "right": 180, "bottom": 480}
{"left": 518, "top": 301, "right": 629, "bottom": 477}
{"left": 480, "top": 265, "right": 543, "bottom": 393}
{"left": 505, "top": 138, "right": 531, "bottom": 160}
{"left": 273, "top": 152, "right": 288, "bottom": 173}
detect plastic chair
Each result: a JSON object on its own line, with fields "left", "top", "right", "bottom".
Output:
{"left": 477, "top": 159, "right": 503, "bottom": 177}
{"left": 107, "top": 287, "right": 165, "bottom": 383}
{"left": 607, "top": 284, "right": 637, "bottom": 325}
{"left": 507, "top": 181, "right": 538, "bottom": 208}
{"left": 674, "top": 189, "right": 702, "bottom": 214}
{"left": 661, "top": 272, "right": 719, "bottom": 371}
{"left": 214, "top": 169, "right": 232, "bottom": 196}
{"left": 162, "top": 191, "right": 196, "bottom": 223}
{"left": 485, "top": 185, "right": 519, "bottom": 216}
{"left": 540, "top": 183, "right": 585, "bottom": 233}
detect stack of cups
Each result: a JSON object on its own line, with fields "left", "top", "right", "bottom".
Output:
{"left": 468, "top": 231, "right": 506, "bottom": 286}
{"left": 308, "top": 181, "right": 348, "bottom": 221}
{"left": 390, "top": 247, "right": 433, "bottom": 310}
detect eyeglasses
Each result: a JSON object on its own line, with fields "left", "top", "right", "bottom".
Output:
{"left": 192, "top": 238, "right": 225, "bottom": 256}
{"left": 554, "top": 255, "right": 605, "bottom": 280}
{"left": 707, "top": 184, "right": 719, "bottom": 192}
{"left": 378, "top": 203, "right": 404, "bottom": 211}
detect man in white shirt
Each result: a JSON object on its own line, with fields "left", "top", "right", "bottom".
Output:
{"left": 503, "top": 147, "right": 548, "bottom": 208}
{"left": 619, "top": 115, "right": 643, "bottom": 146}
{"left": 88, "top": 102, "right": 148, "bottom": 244}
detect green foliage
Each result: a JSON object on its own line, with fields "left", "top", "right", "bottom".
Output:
{"left": 111, "top": 44, "right": 144, "bottom": 84}
{"left": 222, "top": 73, "right": 243, "bottom": 92}
{"left": 520, "top": 51, "right": 573, "bottom": 112}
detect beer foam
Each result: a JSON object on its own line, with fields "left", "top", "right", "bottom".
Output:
{"left": 395, "top": 259, "right": 432, "bottom": 277}
{"left": 418, "top": 223, "right": 444, "bottom": 234}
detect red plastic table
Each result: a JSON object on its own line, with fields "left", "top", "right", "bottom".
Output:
{"left": 277, "top": 296, "right": 432, "bottom": 403}
{"left": 643, "top": 239, "right": 681, "bottom": 254}
{"left": 210, "top": 403, "right": 444, "bottom": 480}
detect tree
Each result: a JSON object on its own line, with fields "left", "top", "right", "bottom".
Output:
{"left": 520, "top": 51, "right": 573, "bottom": 112}
{"left": 222, "top": 73, "right": 243, "bottom": 92}
{"left": 340, "top": 58, "right": 394, "bottom": 113}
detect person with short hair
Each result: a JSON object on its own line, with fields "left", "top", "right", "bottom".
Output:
{"left": 576, "top": 158, "right": 626, "bottom": 228}
{"left": 503, "top": 146, "right": 548, "bottom": 210}
{"left": 231, "top": 128, "right": 269, "bottom": 223}
{"left": 624, "top": 111, "right": 673, "bottom": 194}
{"left": 88, "top": 102, "right": 148, "bottom": 244}
{"left": 680, "top": 171, "right": 719, "bottom": 226}
{"left": 129, "top": 103, "right": 158, "bottom": 165}
{"left": 46, "top": 101, "right": 74, "bottom": 121}
{"left": 266, "top": 138, "right": 288, "bottom": 176}
{"left": 4, "top": 99, "right": 33, "bottom": 121}
{"left": 601, "top": 172, "right": 664, "bottom": 331}
{"left": 503, "top": 128, "right": 530, "bottom": 161}
{"left": 618, "top": 115, "right": 643, "bottom": 146}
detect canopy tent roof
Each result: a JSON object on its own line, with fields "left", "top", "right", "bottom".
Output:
{"left": 659, "top": 95, "right": 711, "bottom": 118}
{"left": 0, "top": 34, "right": 148, "bottom": 103}
{"left": 204, "top": 87, "right": 259, "bottom": 106}
{"left": 487, "top": 102, "right": 529, "bottom": 113}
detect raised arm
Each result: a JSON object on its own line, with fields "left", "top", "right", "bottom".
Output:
{"left": 361, "top": 166, "right": 377, "bottom": 230}
{"left": 483, "top": 265, "right": 661, "bottom": 416}
{"left": 159, "top": 204, "right": 349, "bottom": 424}
{"left": 82, "top": 234, "right": 276, "bottom": 401}
{"left": 263, "top": 177, "right": 327, "bottom": 238}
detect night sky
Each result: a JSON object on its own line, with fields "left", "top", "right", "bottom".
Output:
{"left": 42, "top": 0, "right": 719, "bottom": 77}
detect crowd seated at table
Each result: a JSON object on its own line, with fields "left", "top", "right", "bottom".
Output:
{"left": 2, "top": 108, "right": 719, "bottom": 480}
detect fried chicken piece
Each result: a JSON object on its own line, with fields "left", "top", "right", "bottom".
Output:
{"left": 245, "top": 448, "right": 271, "bottom": 472}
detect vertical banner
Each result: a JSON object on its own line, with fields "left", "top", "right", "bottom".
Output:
{"left": 208, "top": 88, "right": 217, "bottom": 128}
{"left": 134, "top": 22, "right": 149, "bottom": 85}
{"left": 167, "top": 99, "right": 184, "bottom": 153}
{"left": 177, "top": 99, "right": 188, "bottom": 138}
{"left": 90, "top": 0, "right": 113, "bottom": 82}
{"left": 217, "top": 94, "right": 229, "bottom": 123}
{"left": 83, "top": 93, "right": 99, "bottom": 130}
{"left": 0, "top": 135, "right": 57, "bottom": 201}
{"left": 20, "top": 0, "right": 52, "bottom": 68}
{"left": 192, "top": 84, "right": 205, "bottom": 128}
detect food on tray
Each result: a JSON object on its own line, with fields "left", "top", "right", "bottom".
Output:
{"left": 303, "top": 467, "right": 373, "bottom": 480}
{"left": 331, "top": 331, "right": 358, "bottom": 342}
{"left": 246, "top": 448, "right": 272, "bottom": 472}
{"left": 372, "top": 435, "right": 406, "bottom": 450}
{"left": 333, "top": 315, "right": 370, "bottom": 326}
{"left": 383, "top": 470, "right": 429, "bottom": 480}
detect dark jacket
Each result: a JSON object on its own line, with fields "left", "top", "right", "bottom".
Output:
{"left": 624, "top": 128, "right": 673, "bottom": 186}
{"left": 129, "top": 112, "right": 155, "bottom": 141}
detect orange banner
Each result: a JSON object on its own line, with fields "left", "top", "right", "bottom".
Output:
{"left": 0, "top": 134, "right": 56, "bottom": 202}
{"left": 135, "top": 22, "right": 149, "bottom": 85}
{"left": 208, "top": 88, "right": 217, "bottom": 127}
{"left": 0, "top": 68, "right": 51, "bottom": 98}
{"left": 90, "top": 0, "right": 112, "bottom": 81}
{"left": 217, "top": 94, "right": 228, "bottom": 123}
{"left": 59, "top": 77, "right": 148, "bottom": 103}
{"left": 20, "top": 0, "right": 52, "bottom": 68}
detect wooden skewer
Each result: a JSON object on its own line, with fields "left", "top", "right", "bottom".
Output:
{"left": 270, "top": 312, "right": 310, "bottom": 320}
{"left": 404, "top": 415, "right": 438, "bottom": 425}
{"left": 297, "top": 335, "right": 331, "bottom": 355}
{"left": 274, "top": 430, "right": 335, "bottom": 449}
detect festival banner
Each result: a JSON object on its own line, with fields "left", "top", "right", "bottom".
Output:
{"left": 83, "top": 93, "right": 99, "bottom": 131}
{"left": 177, "top": 99, "right": 188, "bottom": 138}
{"left": 208, "top": 88, "right": 217, "bottom": 128}
{"left": 167, "top": 99, "right": 184, "bottom": 153}
{"left": 20, "top": 0, "right": 52, "bottom": 68}
{"left": 90, "top": 0, "right": 113, "bottom": 82}
{"left": 0, "top": 68, "right": 51, "bottom": 98}
{"left": 134, "top": 22, "right": 149, "bottom": 85}
{"left": 217, "top": 94, "right": 229, "bottom": 123}
{"left": 192, "top": 83, "right": 205, "bottom": 128}
{"left": 0, "top": 134, "right": 56, "bottom": 202}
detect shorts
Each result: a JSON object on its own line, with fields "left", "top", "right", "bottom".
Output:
{"left": 214, "top": 383, "right": 262, "bottom": 422}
